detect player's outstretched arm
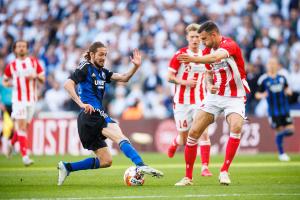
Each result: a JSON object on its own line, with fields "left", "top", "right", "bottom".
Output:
{"left": 177, "top": 51, "right": 228, "bottom": 64}
{"left": 205, "top": 70, "right": 218, "bottom": 94}
{"left": 167, "top": 71, "right": 197, "bottom": 87}
{"left": 111, "top": 49, "right": 141, "bottom": 82}
{"left": 64, "top": 79, "right": 94, "bottom": 114}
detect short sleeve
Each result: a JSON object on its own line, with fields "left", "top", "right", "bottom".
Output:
{"left": 69, "top": 62, "right": 89, "bottom": 84}
{"left": 4, "top": 64, "right": 12, "bottom": 78}
{"left": 168, "top": 51, "right": 181, "bottom": 73}
{"left": 218, "top": 39, "right": 237, "bottom": 58}
{"left": 102, "top": 68, "right": 113, "bottom": 83}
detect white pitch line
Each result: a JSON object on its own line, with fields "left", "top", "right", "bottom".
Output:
{"left": 9, "top": 193, "right": 300, "bottom": 200}
{"left": 1, "top": 162, "right": 300, "bottom": 171}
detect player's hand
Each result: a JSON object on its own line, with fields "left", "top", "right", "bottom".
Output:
{"left": 262, "top": 91, "right": 268, "bottom": 98}
{"left": 183, "top": 79, "right": 197, "bottom": 88}
{"left": 81, "top": 103, "right": 95, "bottom": 114}
{"left": 177, "top": 53, "right": 193, "bottom": 63}
{"left": 130, "top": 49, "right": 142, "bottom": 67}
{"left": 208, "top": 84, "right": 218, "bottom": 94}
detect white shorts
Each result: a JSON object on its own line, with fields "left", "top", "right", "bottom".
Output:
{"left": 173, "top": 104, "right": 198, "bottom": 131}
{"left": 200, "top": 94, "right": 246, "bottom": 120}
{"left": 12, "top": 104, "right": 35, "bottom": 123}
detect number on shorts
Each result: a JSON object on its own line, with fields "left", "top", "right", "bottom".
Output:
{"left": 179, "top": 120, "right": 188, "bottom": 129}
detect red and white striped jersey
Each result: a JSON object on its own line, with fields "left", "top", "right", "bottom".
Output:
{"left": 203, "top": 36, "right": 250, "bottom": 97}
{"left": 4, "top": 57, "right": 44, "bottom": 105}
{"left": 169, "top": 47, "right": 206, "bottom": 105}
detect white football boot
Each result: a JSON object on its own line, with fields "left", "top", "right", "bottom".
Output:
{"left": 22, "top": 156, "right": 34, "bottom": 166}
{"left": 219, "top": 171, "right": 231, "bottom": 185}
{"left": 136, "top": 165, "right": 164, "bottom": 178}
{"left": 57, "top": 161, "right": 70, "bottom": 186}
{"left": 175, "top": 177, "right": 193, "bottom": 186}
{"left": 279, "top": 153, "right": 290, "bottom": 162}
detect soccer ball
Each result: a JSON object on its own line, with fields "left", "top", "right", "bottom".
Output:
{"left": 123, "top": 166, "right": 145, "bottom": 186}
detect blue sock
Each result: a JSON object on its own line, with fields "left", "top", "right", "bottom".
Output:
{"left": 64, "top": 157, "right": 100, "bottom": 172}
{"left": 275, "top": 133, "right": 284, "bottom": 155}
{"left": 119, "top": 140, "right": 144, "bottom": 166}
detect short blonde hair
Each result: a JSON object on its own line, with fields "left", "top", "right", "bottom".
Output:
{"left": 185, "top": 23, "right": 200, "bottom": 34}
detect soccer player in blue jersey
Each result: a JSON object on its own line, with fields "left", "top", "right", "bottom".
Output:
{"left": 57, "top": 42, "right": 163, "bottom": 186}
{"left": 256, "top": 57, "right": 294, "bottom": 161}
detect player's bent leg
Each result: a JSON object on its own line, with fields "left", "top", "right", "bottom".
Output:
{"left": 57, "top": 148, "right": 110, "bottom": 186}
{"left": 15, "top": 119, "right": 34, "bottom": 166}
{"left": 220, "top": 113, "right": 243, "bottom": 185}
{"left": 94, "top": 148, "right": 112, "bottom": 168}
{"left": 189, "top": 110, "right": 214, "bottom": 139}
{"left": 103, "top": 123, "right": 164, "bottom": 178}
{"left": 183, "top": 111, "right": 213, "bottom": 182}
{"left": 276, "top": 125, "right": 292, "bottom": 161}
{"left": 199, "top": 130, "right": 212, "bottom": 177}
{"left": 168, "top": 131, "right": 187, "bottom": 158}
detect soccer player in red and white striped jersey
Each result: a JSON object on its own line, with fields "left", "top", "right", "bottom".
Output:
{"left": 3, "top": 40, "right": 45, "bottom": 166}
{"left": 177, "top": 21, "right": 250, "bottom": 186}
{"left": 167, "top": 24, "right": 212, "bottom": 186}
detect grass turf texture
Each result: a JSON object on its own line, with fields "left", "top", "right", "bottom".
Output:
{"left": 0, "top": 153, "right": 300, "bottom": 200}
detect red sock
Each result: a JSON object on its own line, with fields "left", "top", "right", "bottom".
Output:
{"left": 185, "top": 137, "right": 198, "bottom": 179}
{"left": 221, "top": 133, "right": 241, "bottom": 172}
{"left": 17, "top": 131, "right": 28, "bottom": 157}
{"left": 200, "top": 144, "right": 210, "bottom": 166}
{"left": 172, "top": 135, "right": 179, "bottom": 147}
{"left": 11, "top": 131, "right": 18, "bottom": 145}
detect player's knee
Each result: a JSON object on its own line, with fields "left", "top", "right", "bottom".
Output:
{"left": 16, "top": 121, "right": 27, "bottom": 131}
{"left": 230, "top": 122, "right": 243, "bottom": 133}
{"left": 101, "top": 158, "right": 113, "bottom": 168}
{"left": 189, "top": 128, "right": 200, "bottom": 139}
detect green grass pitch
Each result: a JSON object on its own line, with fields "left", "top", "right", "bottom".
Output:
{"left": 0, "top": 153, "right": 300, "bottom": 200}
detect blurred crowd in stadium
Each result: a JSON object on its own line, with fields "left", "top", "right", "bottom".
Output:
{"left": 0, "top": 0, "right": 300, "bottom": 119}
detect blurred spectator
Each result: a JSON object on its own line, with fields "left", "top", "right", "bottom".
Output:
{"left": 44, "top": 79, "right": 69, "bottom": 112}
{"left": 246, "top": 63, "right": 261, "bottom": 114}
{"left": 122, "top": 99, "right": 143, "bottom": 120}
{"left": 108, "top": 84, "right": 127, "bottom": 118}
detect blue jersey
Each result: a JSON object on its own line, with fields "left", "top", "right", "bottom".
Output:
{"left": 70, "top": 61, "right": 113, "bottom": 111}
{"left": 0, "top": 77, "right": 12, "bottom": 106}
{"left": 257, "top": 74, "right": 290, "bottom": 117}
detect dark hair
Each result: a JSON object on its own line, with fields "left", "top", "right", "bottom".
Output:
{"left": 198, "top": 21, "right": 220, "bottom": 34}
{"left": 13, "top": 40, "right": 29, "bottom": 51}
{"left": 84, "top": 41, "right": 106, "bottom": 61}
